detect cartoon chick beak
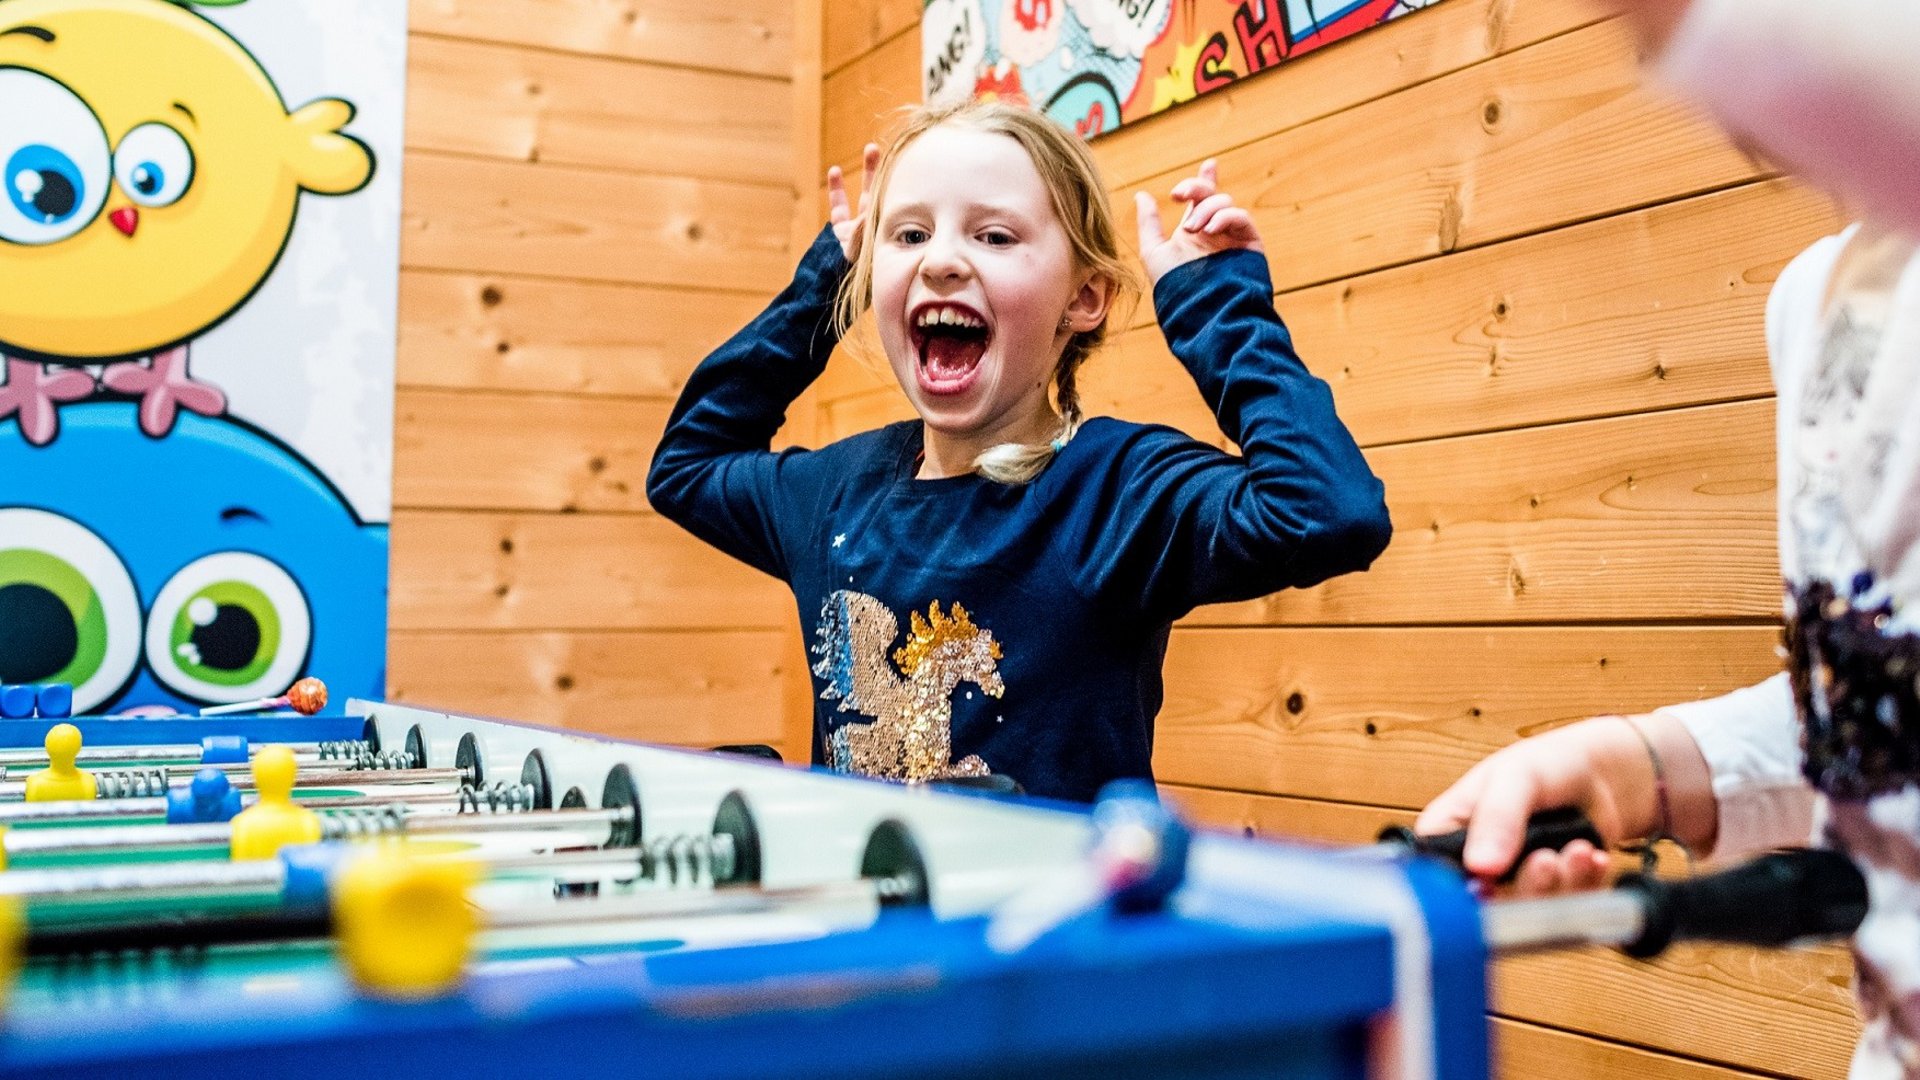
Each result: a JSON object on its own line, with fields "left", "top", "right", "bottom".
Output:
{"left": 109, "top": 207, "right": 140, "bottom": 237}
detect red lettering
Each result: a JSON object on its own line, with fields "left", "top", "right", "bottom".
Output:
{"left": 1232, "top": 0, "right": 1287, "bottom": 72}
{"left": 1194, "top": 32, "right": 1237, "bottom": 94}
{"left": 1074, "top": 102, "right": 1107, "bottom": 138}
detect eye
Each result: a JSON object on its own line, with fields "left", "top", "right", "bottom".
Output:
{"left": 0, "top": 509, "right": 141, "bottom": 712}
{"left": 980, "top": 230, "right": 1017, "bottom": 247}
{"left": 144, "top": 552, "right": 312, "bottom": 704}
{"left": 0, "top": 68, "right": 111, "bottom": 245}
{"left": 893, "top": 226, "right": 929, "bottom": 245}
{"left": 113, "top": 123, "right": 194, "bottom": 208}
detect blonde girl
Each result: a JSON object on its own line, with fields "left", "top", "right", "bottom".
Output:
{"left": 649, "top": 99, "right": 1388, "bottom": 801}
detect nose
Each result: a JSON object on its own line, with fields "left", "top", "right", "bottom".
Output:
{"left": 919, "top": 231, "right": 971, "bottom": 284}
{"left": 109, "top": 206, "right": 140, "bottom": 237}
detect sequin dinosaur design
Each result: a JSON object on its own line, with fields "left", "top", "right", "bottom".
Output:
{"left": 810, "top": 590, "right": 1001, "bottom": 782}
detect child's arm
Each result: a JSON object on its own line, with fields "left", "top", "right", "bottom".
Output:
{"left": 646, "top": 150, "right": 878, "bottom": 579}
{"left": 1075, "top": 163, "right": 1389, "bottom": 618}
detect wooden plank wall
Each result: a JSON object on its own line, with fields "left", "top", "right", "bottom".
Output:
{"left": 387, "top": 0, "right": 812, "bottom": 758}
{"left": 812, "top": 1, "right": 1858, "bottom": 1077}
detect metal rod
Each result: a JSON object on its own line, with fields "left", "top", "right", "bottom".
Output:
{"left": 0, "top": 806, "right": 627, "bottom": 862}
{"left": 0, "top": 767, "right": 470, "bottom": 804}
{"left": 0, "top": 785, "right": 526, "bottom": 827}
{"left": 0, "top": 742, "right": 327, "bottom": 768}
{"left": 1481, "top": 892, "right": 1648, "bottom": 954}
{"left": 484, "top": 876, "right": 914, "bottom": 930}
{"left": 0, "top": 860, "right": 287, "bottom": 906}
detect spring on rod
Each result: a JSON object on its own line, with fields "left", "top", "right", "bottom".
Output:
{"left": 634, "top": 833, "right": 737, "bottom": 886}
{"left": 93, "top": 769, "right": 172, "bottom": 799}
{"left": 320, "top": 804, "right": 411, "bottom": 840}
{"left": 316, "top": 741, "right": 416, "bottom": 771}
{"left": 457, "top": 782, "right": 539, "bottom": 814}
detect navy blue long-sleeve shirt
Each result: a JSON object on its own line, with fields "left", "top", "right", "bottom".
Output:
{"left": 648, "top": 228, "right": 1390, "bottom": 802}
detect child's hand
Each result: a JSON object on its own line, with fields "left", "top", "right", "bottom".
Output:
{"left": 1134, "top": 159, "right": 1265, "bottom": 285}
{"left": 827, "top": 143, "right": 881, "bottom": 263}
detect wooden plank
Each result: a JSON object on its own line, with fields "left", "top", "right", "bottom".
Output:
{"left": 1490, "top": 1018, "right": 1786, "bottom": 1080}
{"left": 1494, "top": 944, "right": 1856, "bottom": 1078}
{"left": 393, "top": 389, "right": 665, "bottom": 513}
{"left": 1112, "top": 19, "right": 1763, "bottom": 305}
{"left": 402, "top": 153, "right": 794, "bottom": 293}
{"left": 1091, "top": 0, "right": 1615, "bottom": 188}
{"left": 406, "top": 36, "right": 791, "bottom": 186}
{"left": 407, "top": 0, "right": 792, "bottom": 80}
{"left": 1165, "top": 788, "right": 1857, "bottom": 1077}
{"left": 792, "top": 0, "right": 827, "bottom": 257}
{"left": 1152, "top": 626, "right": 1782, "bottom": 809}
{"left": 388, "top": 629, "right": 788, "bottom": 747}
{"left": 397, "top": 271, "right": 763, "bottom": 397}
{"left": 1212, "top": 399, "right": 1780, "bottom": 626}
{"left": 1085, "top": 179, "right": 1836, "bottom": 447}
{"left": 824, "top": 0, "right": 919, "bottom": 78}
{"left": 813, "top": 179, "right": 1837, "bottom": 429}
{"left": 1159, "top": 783, "right": 1403, "bottom": 844}
{"left": 389, "top": 510, "right": 791, "bottom": 631}
{"left": 820, "top": 26, "right": 918, "bottom": 182}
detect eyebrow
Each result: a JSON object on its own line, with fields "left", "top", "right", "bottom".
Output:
{"left": 1, "top": 25, "right": 55, "bottom": 42}
{"left": 172, "top": 101, "right": 196, "bottom": 127}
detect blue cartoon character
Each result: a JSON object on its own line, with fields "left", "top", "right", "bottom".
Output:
{"left": 0, "top": 0, "right": 374, "bottom": 445}
{"left": 0, "top": 402, "right": 386, "bottom": 715}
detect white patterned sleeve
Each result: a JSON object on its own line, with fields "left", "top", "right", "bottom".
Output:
{"left": 1656, "top": 0, "right": 1920, "bottom": 233}
{"left": 1656, "top": 673, "right": 1818, "bottom": 861}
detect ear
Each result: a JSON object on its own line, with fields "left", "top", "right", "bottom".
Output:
{"left": 1062, "top": 270, "right": 1114, "bottom": 335}
{"left": 284, "top": 99, "right": 375, "bottom": 196}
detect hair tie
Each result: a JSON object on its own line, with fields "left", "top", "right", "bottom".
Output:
{"left": 1049, "top": 438, "right": 1066, "bottom": 453}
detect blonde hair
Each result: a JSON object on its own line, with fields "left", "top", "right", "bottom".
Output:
{"left": 833, "top": 99, "right": 1142, "bottom": 485}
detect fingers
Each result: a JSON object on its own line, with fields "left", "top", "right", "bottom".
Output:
{"left": 826, "top": 165, "right": 850, "bottom": 224}
{"left": 1134, "top": 190, "right": 1166, "bottom": 253}
{"left": 1202, "top": 207, "right": 1256, "bottom": 239}
{"left": 1461, "top": 763, "right": 1543, "bottom": 879}
{"left": 1414, "top": 762, "right": 1488, "bottom": 837}
{"left": 1181, "top": 193, "right": 1236, "bottom": 233}
{"left": 1509, "top": 840, "right": 1611, "bottom": 897}
{"left": 857, "top": 143, "right": 880, "bottom": 214}
{"left": 1169, "top": 158, "right": 1222, "bottom": 205}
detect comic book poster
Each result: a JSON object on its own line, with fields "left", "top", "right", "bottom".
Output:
{"left": 925, "top": 0, "right": 1443, "bottom": 137}
{"left": 0, "top": 0, "right": 403, "bottom": 715}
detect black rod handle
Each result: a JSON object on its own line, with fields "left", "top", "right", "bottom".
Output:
{"left": 1620, "top": 848, "right": 1867, "bottom": 958}
{"left": 1378, "top": 807, "right": 1604, "bottom": 882}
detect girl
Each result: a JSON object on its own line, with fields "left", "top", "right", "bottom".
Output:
{"left": 1416, "top": 1, "right": 1920, "bottom": 1075}
{"left": 647, "top": 100, "right": 1389, "bottom": 802}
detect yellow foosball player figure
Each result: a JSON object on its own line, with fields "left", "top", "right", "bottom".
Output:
{"left": 228, "top": 745, "right": 320, "bottom": 860}
{"left": 24, "top": 724, "right": 95, "bottom": 803}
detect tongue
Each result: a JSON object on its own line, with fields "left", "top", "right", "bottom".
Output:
{"left": 924, "top": 335, "right": 986, "bottom": 380}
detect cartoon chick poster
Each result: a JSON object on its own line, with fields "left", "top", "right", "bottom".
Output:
{"left": 0, "top": 0, "right": 404, "bottom": 715}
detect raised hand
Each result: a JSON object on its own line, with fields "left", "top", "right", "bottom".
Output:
{"left": 826, "top": 142, "right": 881, "bottom": 263}
{"left": 1134, "top": 159, "right": 1264, "bottom": 285}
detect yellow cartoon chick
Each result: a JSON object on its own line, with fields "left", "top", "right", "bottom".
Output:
{"left": 0, "top": 0, "right": 374, "bottom": 445}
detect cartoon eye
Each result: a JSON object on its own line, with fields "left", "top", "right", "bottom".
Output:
{"left": 0, "top": 509, "right": 141, "bottom": 712}
{"left": 113, "top": 123, "right": 194, "bottom": 208}
{"left": 144, "top": 552, "right": 312, "bottom": 704}
{"left": 0, "top": 68, "right": 111, "bottom": 244}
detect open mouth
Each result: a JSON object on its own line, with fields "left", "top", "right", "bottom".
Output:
{"left": 908, "top": 302, "right": 991, "bottom": 396}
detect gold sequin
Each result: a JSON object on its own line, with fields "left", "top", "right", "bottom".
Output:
{"left": 810, "top": 591, "right": 1000, "bottom": 783}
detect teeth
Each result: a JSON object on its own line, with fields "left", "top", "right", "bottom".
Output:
{"left": 915, "top": 307, "right": 985, "bottom": 330}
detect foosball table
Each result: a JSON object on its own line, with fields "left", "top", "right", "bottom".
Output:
{"left": 0, "top": 697, "right": 1872, "bottom": 1080}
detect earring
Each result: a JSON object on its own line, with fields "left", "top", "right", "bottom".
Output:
{"left": 1058, "top": 315, "right": 1072, "bottom": 332}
